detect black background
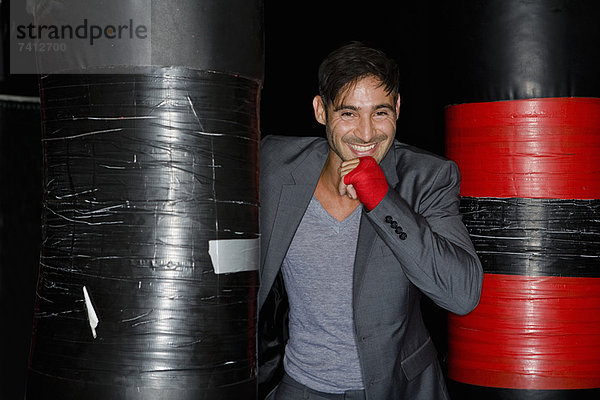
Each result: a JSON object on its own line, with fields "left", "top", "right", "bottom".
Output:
{"left": 261, "top": 1, "right": 449, "bottom": 155}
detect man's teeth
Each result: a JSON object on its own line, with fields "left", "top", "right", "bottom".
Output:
{"left": 349, "top": 143, "right": 376, "bottom": 151}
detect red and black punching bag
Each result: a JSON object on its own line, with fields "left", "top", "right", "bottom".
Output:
{"left": 444, "top": 1, "right": 600, "bottom": 399}
{"left": 25, "top": 1, "right": 263, "bottom": 398}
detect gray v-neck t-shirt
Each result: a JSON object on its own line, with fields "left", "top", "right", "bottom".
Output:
{"left": 281, "top": 195, "right": 365, "bottom": 393}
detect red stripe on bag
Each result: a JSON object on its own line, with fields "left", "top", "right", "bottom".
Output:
{"left": 445, "top": 97, "right": 600, "bottom": 199}
{"left": 448, "top": 273, "right": 600, "bottom": 390}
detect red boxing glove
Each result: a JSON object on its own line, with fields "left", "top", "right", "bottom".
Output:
{"left": 343, "top": 156, "right": 388, "bottom": 210}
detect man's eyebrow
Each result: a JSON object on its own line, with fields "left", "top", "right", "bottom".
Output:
{"left": 332, "top": 103, "right": 395, "bottom": 112}
{"left": 374, "top": 103, "right": 396, "bottom": 111}
{"left": 333, "top": 104, "right": 358, "bottom": 112}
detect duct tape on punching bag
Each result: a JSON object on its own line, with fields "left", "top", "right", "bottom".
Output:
{"left": 24, "top": 1, "right": 264, "bottom": 399}
{"left": 443, "top": 1, "right": 600, "bottom": 399}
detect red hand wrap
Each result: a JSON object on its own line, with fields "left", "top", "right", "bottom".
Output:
{"left": 343, "top": 156, "right": 388, "bottom": 210}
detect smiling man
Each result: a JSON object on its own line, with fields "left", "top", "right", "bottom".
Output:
{"left": 258, "top": 42, "right": 483, "bottom": 400}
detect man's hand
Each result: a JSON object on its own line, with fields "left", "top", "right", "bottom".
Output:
{"left": 338, "top": 158, "right": 361, "bottom": 200}
{"left": 339, "top": 156, "right": 388, "bottom": 210}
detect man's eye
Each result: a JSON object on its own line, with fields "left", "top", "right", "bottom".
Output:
{"left": 341, "top": 112, "right": 355, "bottom": 118}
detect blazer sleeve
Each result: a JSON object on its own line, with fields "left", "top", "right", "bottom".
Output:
{"left": 365, "top": 159, "right": 483, "bottom": 315}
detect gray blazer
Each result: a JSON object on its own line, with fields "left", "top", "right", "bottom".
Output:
{"left": 258, "top": 135, "right": 483, "bottom": 399}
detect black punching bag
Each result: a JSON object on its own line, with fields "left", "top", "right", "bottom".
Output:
{"left": 443, "top": 1, "right": 600, "bottom": 399}
{"left": 25, "top": 1, "right": 263, "bottom": 399}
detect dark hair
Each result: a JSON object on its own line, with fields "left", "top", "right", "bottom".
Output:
{"left": 318, "top": 41, "right": 400, "bottom": 107}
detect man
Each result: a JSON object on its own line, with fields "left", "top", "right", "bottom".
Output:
{"left": 258, "top": 42, "right": 483, "bottom": 400}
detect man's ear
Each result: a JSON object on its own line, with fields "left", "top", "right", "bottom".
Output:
{"left": 312, "top": 95, "right": 327, "bottom": 125}
{"left": 395, "top": 95, "right": 401, "bottom": 119}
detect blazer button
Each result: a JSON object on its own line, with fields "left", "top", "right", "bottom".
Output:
{"left": 390, "top": 221, "right": 398, "bottom": 229}
{"left": 385, "top": 216, "right": 393, "bottom": 223}
{"left": 395, "top": 227, "right": 403, "bottom": 234}
{"left": 399, "top": 232, "right": 407, "bottom": 240}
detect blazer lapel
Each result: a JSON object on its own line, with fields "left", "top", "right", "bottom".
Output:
{"left": 352, "top": 145, "right": 400, "bottom": 302}
{"left": 259, "top": 143, "right": 327, "bottom": 309}
{"left": 353, "top": 212, "right": 377, "bottom": 304}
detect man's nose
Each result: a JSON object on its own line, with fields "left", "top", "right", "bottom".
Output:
{"left": 357, "top": 117, "right": 375, "bottom": 142}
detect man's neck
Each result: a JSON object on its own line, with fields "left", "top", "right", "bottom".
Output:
{"left": 314, "top": 151, "right": 360, "bottom": 222}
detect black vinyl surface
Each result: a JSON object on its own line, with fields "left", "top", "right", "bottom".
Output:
{"left": 448, "top": 380, "right": 600, "bottom": 400}
{"left": 439, "top": 0, "right": 600, "bottom": 104}
{"left": 460, "top": 197, "right": 600, "bottom": 277}
{"left": 26, "top": 69, "right": 260, "bottom": 399}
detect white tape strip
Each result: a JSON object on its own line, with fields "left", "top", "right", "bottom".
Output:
{"left": 83, "top": 286, "right": 99, "bottom": 339}
{"left": 0, "top": 94, "right": 40, "bottom": 103}
{"left": 208, "top": 238, "right": 259, "bottom": 274}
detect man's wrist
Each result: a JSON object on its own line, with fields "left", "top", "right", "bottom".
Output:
{"left": 343, "top": 156, "right": 388, "bottom": 210}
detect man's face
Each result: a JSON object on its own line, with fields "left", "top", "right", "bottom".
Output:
{"left": 314, "top": 75, "right": 400, "bottom": 164}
